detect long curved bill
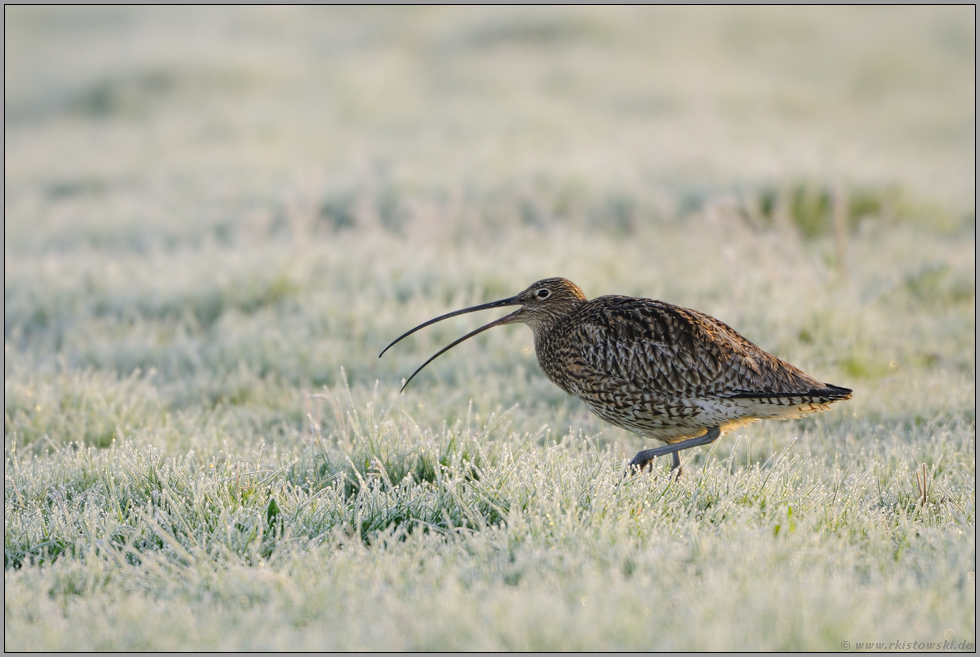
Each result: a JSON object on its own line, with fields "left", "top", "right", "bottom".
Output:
{"left": 379, "top": 295, "right": 522, "bottom": 391}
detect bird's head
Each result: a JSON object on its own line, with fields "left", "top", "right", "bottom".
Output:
{"left": 509, "top": 277, "right": 588, "bottom": 330}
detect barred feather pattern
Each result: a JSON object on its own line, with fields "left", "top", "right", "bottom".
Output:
{"left": 531, "top": 287, "right": 852, "bottom": 444}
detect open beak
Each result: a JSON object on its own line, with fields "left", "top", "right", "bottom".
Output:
{"left": 379, "top": 295, "right": 523, "bottom": 391}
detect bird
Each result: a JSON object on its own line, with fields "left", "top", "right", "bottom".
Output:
{"left": 380, "top": 277, "right": 852, "bottom": 475}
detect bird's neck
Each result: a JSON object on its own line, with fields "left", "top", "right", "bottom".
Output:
{"left": 529, "top": 309, "right": 580, "bottom": 394}
{"left": 526, "top": 304, "right": 579, "bottom": 341}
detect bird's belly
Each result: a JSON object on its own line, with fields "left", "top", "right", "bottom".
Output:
{"left": 578, "top": 394, "right": 818, "bottom": 444}
{"left": 579, "top": 395, "right": 721, "bottom": 441}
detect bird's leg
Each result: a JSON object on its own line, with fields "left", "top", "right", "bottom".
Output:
{"left": 671, "top": 452, "right": 683, "bottom": 479}
{"left": 627, "top": 427, "right": 721, "bottom": 474}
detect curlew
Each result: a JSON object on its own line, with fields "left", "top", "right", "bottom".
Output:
{"left": 380, "top": 278, "right": 852, "bottom": 475}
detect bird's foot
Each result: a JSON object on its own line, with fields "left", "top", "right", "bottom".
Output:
{"left": 625, "top": 456, "right": 683, "bottom": 480}
{"left": 626, "top": 452, "right": 654, "bottom": 474}
{"left": 627, "top": 447, "right": 671, "bottom": 476}
{"left": 625, "top": 449, "right": 681, "bottom": 478}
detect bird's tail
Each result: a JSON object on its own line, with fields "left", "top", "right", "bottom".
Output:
{"left": 817, "top": 384, "right": 853, "bottom": 401}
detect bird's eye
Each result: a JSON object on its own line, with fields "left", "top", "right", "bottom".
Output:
{"left": 536, "top": 289, "right": 550, "bottom": 299}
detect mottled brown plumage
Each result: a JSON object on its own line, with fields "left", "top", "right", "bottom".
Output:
{"left": 380, "top": 277, "right": 852, "bottom": 474}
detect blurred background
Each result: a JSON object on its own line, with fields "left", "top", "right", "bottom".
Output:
{"left": 4, "top": 6, "right": 975, "bottom": 451}
{"left": 6, "top": 7, "right": 975, "bottom": 217}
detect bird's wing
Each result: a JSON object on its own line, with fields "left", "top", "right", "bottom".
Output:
{"left": 564, "top": 296, "right": 825, "bottom": 400}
